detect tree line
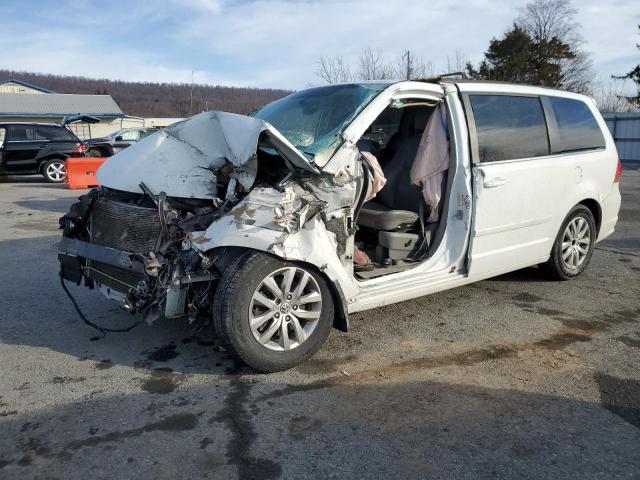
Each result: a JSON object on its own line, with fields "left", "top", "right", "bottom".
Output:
{"left": 0, "top": 69, "right": 291, "bottom": 117}
{"left": 314, "top": 0, "right": 640, "bottom": 113}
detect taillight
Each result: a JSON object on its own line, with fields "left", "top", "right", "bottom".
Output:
{"left": 73, "top": 144, "right": 87, "bottom": 154}
{"left": 614, "top": 159, "right": 622, "bottom": 183}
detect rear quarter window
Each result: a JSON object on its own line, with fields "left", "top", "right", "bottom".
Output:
{"left": 470, "top": 95, "right": 550, "bottom": 162}
{"left": 547, "top": 96, "right": 605, "bottom": 153}
{"left": 37, "top": 126, "right": 79, "bottom": 141}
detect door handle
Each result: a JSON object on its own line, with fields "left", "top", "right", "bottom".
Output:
{"left": 483, "top": 177, "right": 507, "bottom": 188}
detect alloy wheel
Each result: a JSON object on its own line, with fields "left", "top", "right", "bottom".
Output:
{"left": 249, "top": 267, "right": 322, "bottom": 352}
{"left": 46, "top": 162, "right": 67, "bottom": 181}
{"left": 561, "top": 216, "right": 591, "bottom": 270}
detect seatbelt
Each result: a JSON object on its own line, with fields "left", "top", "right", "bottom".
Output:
{"left": 414, "top": 196, "right": 430, "bottom": 259}
{"left": 439, "top": 105, "right": 450, "bottom": 142}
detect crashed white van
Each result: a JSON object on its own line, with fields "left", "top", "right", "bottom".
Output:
{"left": 59, "top": 79, "right": 622, "bottom": 372}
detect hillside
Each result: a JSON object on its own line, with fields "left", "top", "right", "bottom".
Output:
{"left": 0, "top": 70, "right": 291, "bottom": 117}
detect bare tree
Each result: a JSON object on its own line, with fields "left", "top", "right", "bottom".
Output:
{"left": 592, "top": 78, "right": 639, "bottom": 113}
{"left": 315, "top": 49, "right": 436, "bottom": 83}
{"left": 445, "top": 50, "right": 470, "bottom": 75}
{"left": 518, "top": 0, "right": 579, "bottom": 43}
{"left": 315, "top": 56, "right": 353, "bottom": 84}
{"left": 393, "top": 51, "right": 434, "bottom": 79}
{"left": 358, "top": 48, "right": 393, "bottom": 81}
{"left": 516, "top": 0, "right": 593, "bottom": 93}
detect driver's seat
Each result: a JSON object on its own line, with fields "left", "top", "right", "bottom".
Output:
{"left": 357, "top": 133, "right": 422, "bottom": 231}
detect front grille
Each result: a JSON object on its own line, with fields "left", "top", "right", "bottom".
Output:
{"left": 88, "top": 198, "right": 161, "bottom": 291}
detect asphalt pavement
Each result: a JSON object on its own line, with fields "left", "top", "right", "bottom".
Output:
{"left": 0, "top": 169, "right": 639, "bottom": 479}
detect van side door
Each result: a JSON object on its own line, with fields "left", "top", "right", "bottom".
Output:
{"left": 464, "top": 92, "right": 558, "bottom": 277}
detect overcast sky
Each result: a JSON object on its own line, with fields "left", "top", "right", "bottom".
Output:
{"left": 1, "top": 0, "right": 638, "bottom": 90}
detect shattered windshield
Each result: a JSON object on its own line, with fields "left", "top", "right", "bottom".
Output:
{"left": 253, "top": 83, "right": 386, "bottom": 160}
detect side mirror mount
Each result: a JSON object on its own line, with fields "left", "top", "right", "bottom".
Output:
{"left": 115, "top": 135, "right": 123, "bottom": 141}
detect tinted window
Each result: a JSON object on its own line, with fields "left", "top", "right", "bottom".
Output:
{"left": 470, "top": 95, "right": 550, "bottom": 162}
{"left": 8, "top": 126, "right": 35, "bottom": 141}
{"left": 548, "top": 96, "right": 605, "bottom": 152}
{"left": 36, "top": 126, "right": 78, "bottom": 141}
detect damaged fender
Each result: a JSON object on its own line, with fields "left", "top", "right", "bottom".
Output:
{"left": 189, "top": 184, "right": 359, "bottom": 304}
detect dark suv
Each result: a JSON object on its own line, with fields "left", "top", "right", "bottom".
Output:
{"left": 0, "top": 123, "right": 84, "bottom": 182}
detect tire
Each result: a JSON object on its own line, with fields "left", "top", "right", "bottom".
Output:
{"left": 42, "top": 159, "right": 67, "bottom": 183}
{"left": 213, "top": 251, "right": 334, "bottom": 372}
{"left": 541, "top": 205, "right": 596, "bottom": 281}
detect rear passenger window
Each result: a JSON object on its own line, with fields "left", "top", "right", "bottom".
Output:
{"left": 8, "top": 126, "right": 35, "bottom": 141}
{"left": 470, "top": 95, "right": 550, "bottom": 162}
{"left": 36, "top": 126, "right": 78, "bottom": 141}
{"left": 548, "top": 97, "right": 605, "bottom": 153}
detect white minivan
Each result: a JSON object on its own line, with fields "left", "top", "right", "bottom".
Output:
{"left": 59, "top": 79, "right": 622, "bottom": 372}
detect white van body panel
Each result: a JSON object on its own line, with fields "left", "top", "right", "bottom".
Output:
{"left": 461, "top": 85, "right": 621, "bottom": 278}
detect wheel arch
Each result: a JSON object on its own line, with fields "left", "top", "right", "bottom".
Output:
{"left": 210, "top": 246, "right": 349, "bottom": 333}
{"left": 577, "top": 198, "right": 602, "bottom": 236}
{"left": 39, "top": 155, "right": 69, "bottom": 172}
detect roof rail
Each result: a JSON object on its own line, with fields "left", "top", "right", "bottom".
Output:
{"left": 414, "top": 72, "right": 469, "bottom": 83}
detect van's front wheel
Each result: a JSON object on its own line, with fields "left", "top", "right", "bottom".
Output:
{"left": 541, "top": 205, "right": 596, "bottom": 280}
{"left": 213, "top": 252, "right": 334, "bottom": 372}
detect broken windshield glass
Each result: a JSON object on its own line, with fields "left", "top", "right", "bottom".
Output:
{"left": 253, "top": 83, "right": 386, "bottom": 161}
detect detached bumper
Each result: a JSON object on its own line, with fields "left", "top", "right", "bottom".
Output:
{"left": 59, "top": 236, "right": 145, "bottom": 276}
{"left": 58, "top": 236, "right": 216, "bottom": 319}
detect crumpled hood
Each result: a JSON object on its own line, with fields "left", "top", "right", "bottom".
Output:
{"left": 97, "top": 111, "right": 317, "bottom": 199}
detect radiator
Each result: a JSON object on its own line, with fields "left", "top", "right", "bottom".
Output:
{"left": 88, "top": 198, "right": 161, "bottom": 291}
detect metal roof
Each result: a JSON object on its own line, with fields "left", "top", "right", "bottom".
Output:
{"left": 0, "top": 79, "right": 55, "bottom": 93}
{"left": 0, "top": 92, "right": 124, "bottom": 117}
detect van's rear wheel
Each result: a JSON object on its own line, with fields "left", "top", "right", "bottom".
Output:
{"left": 213, "top": 252, "right": 334, "bottom": 372}
{"left": 541, "top": 205, "right": 596, "bottom": 280}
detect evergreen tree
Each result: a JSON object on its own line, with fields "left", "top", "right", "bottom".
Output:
{"left": 469, "top": 24, "right": 575, "bottom": 87}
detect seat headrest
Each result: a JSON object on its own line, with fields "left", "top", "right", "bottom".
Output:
{"left": 412, "top": 107, "right": 433, "bottom": 134}
{"left": 398, "top": 106, "right": 435, "bottom": 138}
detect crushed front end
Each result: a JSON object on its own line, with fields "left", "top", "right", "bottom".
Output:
{"left": 57, "top": 110, "right": 359, "bottom": 332}
{"left": 58, "top": 186, "right": 224, "bottom": 325}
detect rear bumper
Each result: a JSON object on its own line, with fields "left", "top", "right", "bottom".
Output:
{"left": 597, "top": 185, "right": 622, "bottom": 242}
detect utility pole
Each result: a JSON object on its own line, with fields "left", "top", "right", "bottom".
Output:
{"left": 189, "top": 70, "right": 194, "bottom": 115}
{"left": 404, "top": 50, "right": 412, "bottom": 80}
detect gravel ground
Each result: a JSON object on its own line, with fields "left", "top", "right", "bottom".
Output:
{"left": 0, "top": 168, "right": 639, "bottom": 480}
